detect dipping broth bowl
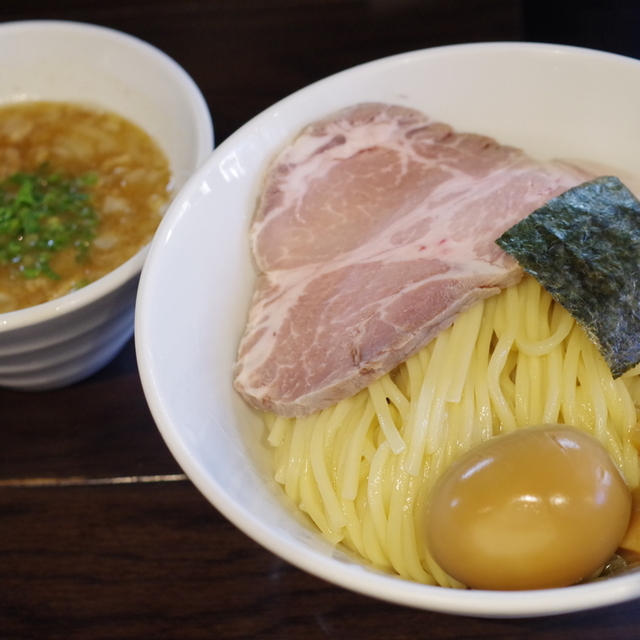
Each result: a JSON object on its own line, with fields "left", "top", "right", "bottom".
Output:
{"left": 135, "top": 42, "right": 640, "bottom": 617}
{"left": 0, "top": 20, "right": 212, "bottom": 390}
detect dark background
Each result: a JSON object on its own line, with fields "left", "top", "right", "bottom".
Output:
{"left": 1, "top": 1, "right": 640, "bottom": 639}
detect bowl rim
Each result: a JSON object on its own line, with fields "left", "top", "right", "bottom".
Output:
{"left": 0, "top": 18, "right": 214, "bottom": 331}
{"left": 136, "top": 40, "right": 640, "bottom": 617}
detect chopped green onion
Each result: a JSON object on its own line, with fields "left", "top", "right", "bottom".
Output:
{"left": 0, "top": 166, "right": 99, "bottom": 279}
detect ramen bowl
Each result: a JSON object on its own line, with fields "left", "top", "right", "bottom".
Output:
{"left": 0, "top": 20, "right": 212, "bottom": 389}
{"left": 136, "top": 42, "right": 640, "bottom": 617}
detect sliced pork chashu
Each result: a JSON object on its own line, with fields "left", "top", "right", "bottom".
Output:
{"left": 234, "top": 103, "right": 592, "bottom": 417}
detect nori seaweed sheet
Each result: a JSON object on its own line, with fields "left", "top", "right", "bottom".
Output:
{"left": 496, "top": 175, "right": 640, "bottom": 378}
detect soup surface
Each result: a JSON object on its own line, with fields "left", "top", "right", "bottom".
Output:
{"left": 0, "top": 101, "right": 172, "bottom": 312}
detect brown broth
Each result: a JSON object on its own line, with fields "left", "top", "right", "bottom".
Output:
{"left": 0, "top": 101, "right": 172, "bottom": 312}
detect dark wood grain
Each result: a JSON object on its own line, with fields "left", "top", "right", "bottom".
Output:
{"left": 0, "top": 339, "right": 183, "bottom": 481}
{"left": 4, "top": 481, "right": 640, "bottom": 640}
{"left": 1, "top": 1, "right": 640, "bottom": 638}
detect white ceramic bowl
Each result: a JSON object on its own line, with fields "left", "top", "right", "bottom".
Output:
{"left": 0, "top": 20, "right": 213, "bottom": 390}
{"left": 136, "top": 42, "right": 640, "bottom": 617}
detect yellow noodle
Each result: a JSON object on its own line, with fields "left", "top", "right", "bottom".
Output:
{"left": 335, "top": 391, "right": 371, "bottom": 500}
{"left": 561, "top": 325, "right": 583, "bottom": 429}
{"left": 474, "top": 296, "right": 498, "bottom": 443}
{"left": 367, "top": 441, "right": 392, "bottom": 556}
{"left": 298, "top": 453, "right": 343, "bottom": 543}
{"left": 403, "top": 328, "right": 454, "bottom": 475}
{"left": 309, "top": 406, "right": 348, "bottom": 532}
{"left": 283, "top": 414, "right": 316, "bottom": 504}
{"left": 331, "top": 394, "right": 366, "bottom": 492}
{"left": 385, "top": 455, "right": 411, "bottom": 578}
{"left": 339, "top": 498, "right": 365, "bottom": 557}
{"left": 625, "top": 439, "right": 640, "bottom": 488}
{"left": 542, "top": 346, "right": 563, "bottom": 424}
{"left": 579, "top": 332, "right": 610, "bottom": 443}
{"left": 445, "top": 300, "right": 485, "bottom": 403}
{"left": 361, "top": 506, "right": 393, "bottom": 570}
{"left": 267, "top": 414, "right": 290, "bottom": 447}
{"left": 273, "top": 419, "right": 294, "bottom": 484}
{"left": 369, "top": 379, "right": 406, "bottom": 454}
{"left": 380, "top": 374, "right": 410, "bottom": 419}
{"left": 516, "top": 308, "right": 574, "bottom": 356}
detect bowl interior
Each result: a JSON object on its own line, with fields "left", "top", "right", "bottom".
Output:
{"left": 136, "top": 42, "right": 640, "bottom": 617}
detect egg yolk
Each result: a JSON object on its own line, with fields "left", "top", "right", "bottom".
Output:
{"left": 426, "top": 425, "right": 632, "bottom": 590}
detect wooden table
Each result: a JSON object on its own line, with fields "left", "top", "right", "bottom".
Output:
{"left": 2, "top": 1, "right": 640, "bottom": 638}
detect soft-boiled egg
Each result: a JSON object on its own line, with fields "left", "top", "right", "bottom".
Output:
{"left": 426, "top": 424, "right": 632, "bottom": 590}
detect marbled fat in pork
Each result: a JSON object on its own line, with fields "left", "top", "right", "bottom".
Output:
{"left": 234, "top": 103, "right": 592, "bottom": 417}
